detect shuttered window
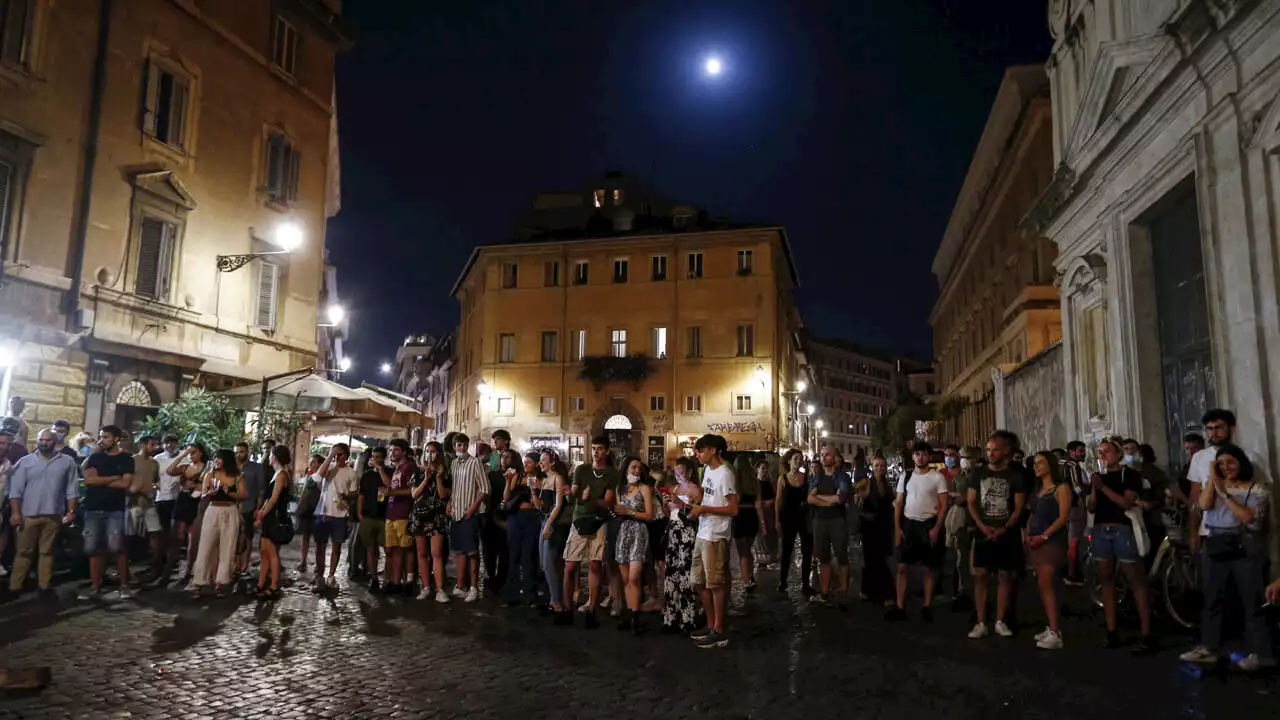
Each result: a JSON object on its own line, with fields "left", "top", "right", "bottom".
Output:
{"left": 254, "top": 261, "right": 280, "bottom": 330}
{"left": 265, "top": 133, "right": 300, "bottom": 205}
{"left": 143, "top": 63, "right": 190, "bottom": 150}
{"left": 0, "top": 0, "right": 32, "bottom": 67}
{"left": 271, "top": 15, "right": 298, "bottom": 77}
{"left": 135, "top": 216, "right": 176, "bottom": 301}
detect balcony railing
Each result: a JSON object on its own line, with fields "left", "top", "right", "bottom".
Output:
{"left": 578, "top": 354, "right": 656, "bottom": 390}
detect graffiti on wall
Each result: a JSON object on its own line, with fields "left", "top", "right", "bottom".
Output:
{"left": 706, "top": 422, "right": 763, "bottom": 434}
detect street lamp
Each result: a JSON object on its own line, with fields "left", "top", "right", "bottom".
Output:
{"left": 379, "top": 362, "right": 392, "bottom": 375}
{"left": 318, "top": 303, "right": 345, "bottom": 327}
{"left": 805, "top": 403, "right": 815, "bottom": 415}
{"left": 821, "top": 430, "right": 829, "bottom": 438}
{"left": 477, "top": 381, "right": 493, "bottom": 397}
{"left": 755, "top": 364, "right": 767, "bottom": 387}
{"left": 216, "top": 220, "right": 304, "bottom": 272}
{"left": 796, "top": 380, "right": 807, "bottom": 393}
{"left": 338, "top": 356, "right": 352, "bottom": 372}
{"left": 815, "top": 418, "right": 824, "bottom": 429}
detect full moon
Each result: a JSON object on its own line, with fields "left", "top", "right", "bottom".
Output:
{"left": 704, "top": 57, "right": 722, "bottom": 75}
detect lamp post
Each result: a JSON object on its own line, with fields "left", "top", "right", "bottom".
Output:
{"left": 216, "top": 221, "right": 303, "bottom": 273}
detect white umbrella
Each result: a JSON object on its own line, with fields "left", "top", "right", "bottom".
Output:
{"left": 220, "top": 373, "right": 380, "bottom": 415}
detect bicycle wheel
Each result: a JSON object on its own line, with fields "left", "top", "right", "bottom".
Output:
{"left": 1086, "top": 547, "right": 1128, "bottom": 608}
{"left": 1162, "top": 549, "right": 1200, "bottom": 629}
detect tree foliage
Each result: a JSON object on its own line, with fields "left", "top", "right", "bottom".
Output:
{"left": 872, "top": 391, "right": 935, "bottom": 460}
{"left": 136, "top": 388, "right": 244, "bottom": 452}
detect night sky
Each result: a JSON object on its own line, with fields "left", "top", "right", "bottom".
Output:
{"left": 326, "top": 0, "right": 1053, "bottom": 385}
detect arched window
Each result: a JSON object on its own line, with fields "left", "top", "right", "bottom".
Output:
{"left": 116, "top": 380, "right": 155, "bottom": 407}
{"left": 603, "top": 414, "right": 632, "bottom": 430}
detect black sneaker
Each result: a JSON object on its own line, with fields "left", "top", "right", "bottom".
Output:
{"left": 921, "top": 606, "right": 934, "bottom": 624}
{"left": 813, "top": 593, "right": 828, "bottom": 606}
{"left": 884, "top": 607, "right": 907, "bottom": 622}
{"left": 1103, "top": 630, "right": 1121, "bottom": 649}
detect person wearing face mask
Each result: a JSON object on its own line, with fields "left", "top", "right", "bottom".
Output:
{"left": 661, "top": 456, "right": 701, "bottom": 633}
{"left": 6, "top": 429, "right": 78, "bottom": 597}
{"left": 1121, "top": 437, "right": 1173, "bottom": 568}
{"left": 612, "top": 457, "right": 655, "bottom": 633}
{"left": 943, "top": 447, "right": 979, "bottom": 610}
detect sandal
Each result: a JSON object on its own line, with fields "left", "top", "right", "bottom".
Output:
{"left": 253, "top": 585, "right": 270, "bottom": 598}
{"left": 189, "top": 588, "right": 202, "bottom": 600}
{"left": 214, "top": 585, "right": 227, "bottom": 599}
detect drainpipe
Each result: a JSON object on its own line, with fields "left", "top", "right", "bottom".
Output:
{"left": 65, "top": 0, "right": 114, "bottom": 330}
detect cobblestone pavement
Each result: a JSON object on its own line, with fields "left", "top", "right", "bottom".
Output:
{"left": 1, "top": 544, "right": 1277, "bottom": 719}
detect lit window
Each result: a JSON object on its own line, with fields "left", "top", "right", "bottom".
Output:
{"left": 687, "top": 252, "right": 703, "bottom": 278}
{"left": 593, "top": 189, "right": 604, "bottom": 208}
{"left": 684, "top": 395, "right": 702, "bottom": 413}
{"left": 651, "top": 255, "right": 667, "bottom": 281}
{"left": 613, "top": 188, "right": 624, "bottom": 205}
{"left": 573, "top": 260, "right": 589, "bottom": 285}
{"left": 737, "top": 250, "right": 753, "bottom": 275}
{"left": 539, "top": 396, "right": 556, "bottom": 414}
{"left": 497, "top": 397, "right": 514, "bottom": 415}
{"left": 613, "top": 258, "right": 629, "bottom": 283}
{"left": 651, "top": 327, "right": 667, "bottom": 359}
{"left": 570, "top": 396, "right": 585, "bottom": 412}
{"left": 499, "top": 333, "right": 515, "bottom": 363}
{"left": 611, "top": 329, "right": 627, "bottom": 357}
{"left": 573, "top": 329, "right": 587, "bottom": 361}
{"left": 650, "top": 395, "right": 665, "bottom": 411}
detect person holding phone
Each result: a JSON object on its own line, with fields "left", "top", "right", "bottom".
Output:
{"left": 661, "top": 457, "right": 701, "bottom": 633}
{"left": 163, "top": 442, "right": 208, "bottom": 584}
{"left": 189, "top": 449, "right": 246, "bottom": 598}
{"left": 254, "top": 444, "right": 295, "bottom": 599}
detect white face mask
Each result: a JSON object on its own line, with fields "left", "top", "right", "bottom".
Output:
{"left": 626, "top": 473, "right": 641, "bottom": 484}
{"left": 959, "top": 458, "right": 973, "bottom": 471}
{"left": 1123, "top": 454, "right": 1140, "bottom": 467}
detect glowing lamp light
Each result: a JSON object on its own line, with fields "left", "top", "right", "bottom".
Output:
{"left": 477, "top": 381, "right": 493, "bottom": 397}
{"left": 326, "top": 304, "right": 345, "bottom": 325}
{"left": 337, "top": 356, "right": 352, "bottom": 372}
{"left": 379, "top": 362, "right": 392, "bottom": 374}
{"left": 796, "top": 380, "right": 807, "bottom": 393}
{"left": 0, "top": 346, "right": 15, "bottom": 368}
{"left": 704, "top": 56, "right": 722, "bottom": 76}
{"left": 274, "top": 220, "right": 304, "bottom": 252}
{"left": 821, "top": 430, "right": 829, "bottom": 438}
{"left": 815, "top": 419, "right": 825, "bottom": 429}
{"left": 755, "top": 365, "right": 767, "bottom": 386}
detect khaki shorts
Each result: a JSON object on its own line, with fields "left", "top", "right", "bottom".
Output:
{"left": 691, "top": 537, "right": 729, "bottom": 589}
{"left": 563, "top": 524, "right": 607, "bottom": 563}
{"left": 358, "top": 516, "right": 385, "bottom": 548}
{"left": 384, "top": 519, "right": 413, "bottom": 549}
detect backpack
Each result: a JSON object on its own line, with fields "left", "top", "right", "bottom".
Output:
{"left": 296, "top": 476, "right": 320, "bottom": 517}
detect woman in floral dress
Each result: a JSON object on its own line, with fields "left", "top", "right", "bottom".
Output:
{"left": 410, "top": 441, "right": 451, "bottom": 602}
{"left": 662, "top": 456, "right": 701, "bottom": 633}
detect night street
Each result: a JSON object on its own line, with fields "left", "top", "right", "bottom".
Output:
{"left": 1, "top": 545, "right": 1276, "bottom": 720}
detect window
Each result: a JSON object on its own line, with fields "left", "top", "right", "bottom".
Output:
{"left": 544, "top": 260, "right": 559, "bottom": 287}
{"left": 613, "top": 258, "right": 628, "bottom": 283}
{"left": 253, "top": 260, "right": 280, "bottom": 330}
{"left": 649, "top": 395, "right": 665, "bottom": 412}
{"left": 570, "top": 396, "right": 585, "bottom": 413}
{"left": 651, "top": 327, "right": 667, "bottom": 359}
{"left": 736, "top": 324, "right": 754, "bottom": 356}
{"left": 734, "top": 394, "right": 752, "bottom": 412}
{"left": 612, "top": 188, "right": 623, "bottom": 205}
{"left": 143, "top": 63, "right": 190, "bottom": 150}
{"left": 573, "top": 260, "right": 589, "bottom": 285}
{"left": 540, "top": 331, "right": 558, "bottom": 362}
{"left": 135, "top": 216, "right": 178, "bottom": 303}
{"left": 684, "top": 395, "right": 702, "bottom": 413}
{"left": 539, "top": 396, "right": 556, "bottom": 414}
{"left": 610, "top": 329, "right": 627, "bottom": 358}
{"left": 593, "top": 189, "right": 604, "bottom": 208}
{"left": 496, "top": 397, "right": 514, "bottom": 416}
{"left": 499, "top": 333, "right": 515, "bottom": 363}
{"left": 569, "top": 435, "right": 585, "bottom": 465}
{"left": 651, "top": 255, "right": 667, "bottom": 281}
{"left": 737, "top": 250, "right": 753, "bottom": 275}
{"left": 500, "top": 262, "right": 518, "bottom": 289}
{"left": 686, "top": 326, "right": 702, "bottom": 358}
{"left": 264, "top": 132, "right": 300, "bottom": 205}
{"left": 0, "top": 129, "right": 34, "bottom": 260}
{"left": 0, "top": 0, "right": 32, "bottom": 68}
{"left": 572, "top": 329, "right": 587, "bottom": 361}
{"left": 687, "top": 252, "right": 703, "bottom": 278}
{"left": 674, "top": 212, "right": 694, "bottom": 228}
{"left": 271, "top": 15, "right": 299, "bottom": 76}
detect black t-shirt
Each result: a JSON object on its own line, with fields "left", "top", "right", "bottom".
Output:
{"left": 358, "top": 469, "right": 387, "bottom": 519}
{"left": 971, "top": 465, "right": 1028, "bottom": 528}
{"left": 810, "top": 472, "right": 844, "bottom": 520}
{"left": 82, "top": 451, "right": 135, "bottom": 512}
{"left": 1092, "top": 467, "right": 1143, "bottom": 525}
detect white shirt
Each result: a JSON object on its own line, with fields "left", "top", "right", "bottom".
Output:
{"left": 1187, "top": 444, "right": 1270, "bottom": 536}
{"left": 697, "top": 462, "right": 737, "bottom": 542}
{"left": 318, "top": 464, "right": 357, "bottom": 518}
{"left": 154, "top": 451, "right": 182, "bottom": 501}
{"left": 896, "top": 468, "right": 948, "bottom": 522}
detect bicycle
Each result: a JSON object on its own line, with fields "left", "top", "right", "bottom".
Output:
{"left": 1084, "top": 533, "right": 1199, "bottom": 629}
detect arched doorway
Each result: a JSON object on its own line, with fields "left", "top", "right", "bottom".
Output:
{"left": 113, "top": 380, "right": 158, "bottom": 436}
{"left": 603, "top": 414, "right": 633, "bottom": 466}
{"left": 590, "top": 398, "right": 644, "bottom": 465}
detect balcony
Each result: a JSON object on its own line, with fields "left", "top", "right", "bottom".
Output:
{"left": 578, "top": 354, "right": 655, "bottom": 390}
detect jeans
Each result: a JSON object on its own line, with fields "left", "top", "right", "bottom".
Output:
{"left": 504, "top": 509, "right": 539, "bottom": 601}
{"left": 10, "top": 516, "right": 61, "bottom": 591}
{"left": 1201, "top": 540, "right": 1271, "bottom": 659}
{"left": 540, "top": 528, "right": 565, "bottom": 607}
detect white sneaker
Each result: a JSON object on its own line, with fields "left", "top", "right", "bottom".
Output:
{"left": 435, "top": 590, "right": 450, "bottom": 603}
{"left": 416, "top": 587, "right": 432, "bottom": 601}
{"left": 600, "top": 596, "right": 612, "bottom": 609}
{"left": 1036, "top": 630, "right": 1063, "bottom": 649}
{"left": 1179, "top": 646, "right": 1217, "bottom": 664}
{"left": 464, "top": 587, "right": 478, "bottom": 603}
{"left": 994, "top": 621, "right": 1013, "bottom": 637}
{"left": 326, "top": 575, "right": 337, "bottom": 589}
{"left": 968, "top": 623, "right": 988, "bottom": 639}
{"left": 0, "top": 566, "right": 9, "bottom": 577}
{"left": 1235, "top": 653, "right": 1277, "bottom": 672}
{"left": 1034, "top": 626, "right": 1053, "bottom": 642}
{"left": 451, "top": 586, "right": 466, "bottom": 598}
{"left": 116, "top": 588, "right": 132, "bottom": 601}
{"left": 578, "top": 603, "right": 591, "bottom": 613}
{"left": 610, "top": 606, "right": 621, "bottom": 618}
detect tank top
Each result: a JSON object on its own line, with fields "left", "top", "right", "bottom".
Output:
{"left": 620, "top": 485, "right": 646, "bottom": 519}
{"left": 1028, "top": 484, "right": 1065, "bottom": 537}
{"left": 209, "top": 474, "right": 237, "bottom": 503}
{"left": 781, "top": 474, "right": 807, "bottom": 521}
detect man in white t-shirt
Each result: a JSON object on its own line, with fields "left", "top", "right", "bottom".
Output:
{"left": 888, "top": 442, "right": 949, "bottom": 623}
{"left": 312, "top": 443, "right": 358, "bottom": 589}
{"left": 1186, "top": 409, "right": 1271, "bottom": 551}
{"left": 688, "top": 434, "right": 738, "bottom": 649}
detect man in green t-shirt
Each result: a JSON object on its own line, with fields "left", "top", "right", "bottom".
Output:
{"left": 555, "top": 436, "right": 617, "bottom": 629}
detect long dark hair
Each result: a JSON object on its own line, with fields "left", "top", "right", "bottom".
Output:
{"left": 187, "top": 441, "right": 209, "bottom": 465}
{"left": 214, "top": 448, "right": 240, "bottom": 477}
{"left": 1032, "top": 451, "right": 1063, "bottom": 490}
{"left": 540, "top": 449, "right": 569, "bottom": 479}
{"left": 781, "top": 449, "right": 803, "bottom": 475}
{"left": 271, "top": 444, "right": 292, "bottom": 471}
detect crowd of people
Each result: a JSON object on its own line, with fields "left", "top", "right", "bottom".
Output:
{"left": 1, "top": 393, "right": 1278, "bottom": 665}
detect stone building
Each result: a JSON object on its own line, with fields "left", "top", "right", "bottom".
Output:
{"left": 450, "top": 179, "right": 805, "bottom": 468}
{"left": 0, "top": 0, "right": 350, "bottom": 437}
{"left": 800, "top": 332, "right": 898, "bottom": 462}
{"left": 930, "top": 65, "right": 1060, "bottom": 447}
{"left": 1027, "top": 0, "right": 1280, "bottom": 470}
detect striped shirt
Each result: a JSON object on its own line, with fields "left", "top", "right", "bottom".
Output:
{"left": 450, "top": 454, "right": 489, "bottom": 521}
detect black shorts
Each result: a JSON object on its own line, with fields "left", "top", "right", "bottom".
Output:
{"left": 155, "top": 500, "right": 175, "bottom": 534}
{"left": 972, "top": 527, "right": 1024, "bottom": 573}
{"left": 896, "top": 518, "right": 943, "bottom": 567}
{"left": 733, "top": 508, "right": 760, "bottom": 539}
{"left": 173, "top": 494, "right": 199, "bottom": 525}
